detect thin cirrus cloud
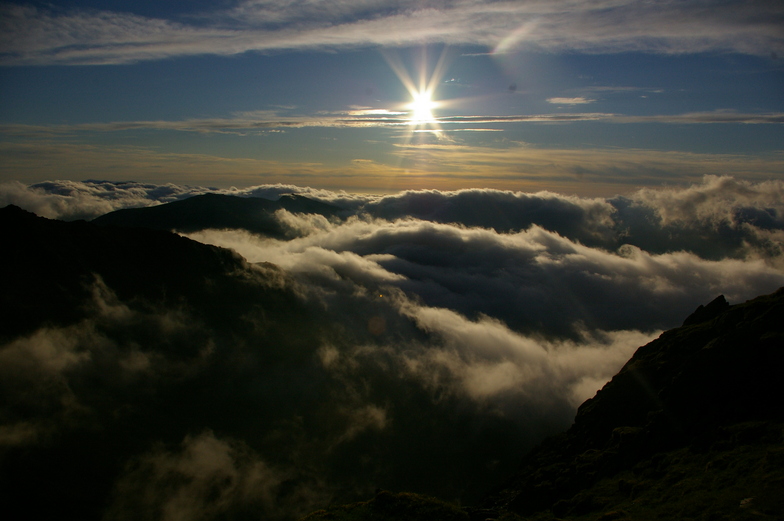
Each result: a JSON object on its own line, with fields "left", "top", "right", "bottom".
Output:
{"left": 547, "top": 97, "right": 596, "bottom": 105}
{"left": 2, "top": 110, "right": 782, "bottom": 138}
{"left": 1, "top": 1, "right": 783, "bottom": 65}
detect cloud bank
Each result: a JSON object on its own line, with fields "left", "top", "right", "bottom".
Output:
{"left": 6, "top": 175, "right": 784, "bottom": 266}
{"left": 2, "top": 1, "right": 783, "bottom": 65}
{"left": 2, "top": 175, "right": 784, "bottom": 520}
{"left": 0, "top": 179, "right": 213, "bottom": 220}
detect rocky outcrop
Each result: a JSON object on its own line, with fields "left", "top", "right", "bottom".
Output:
{"left": 483, "top": 287, "right": 784, "bottom": 519}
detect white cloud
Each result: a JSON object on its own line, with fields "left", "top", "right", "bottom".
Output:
{"left": 632, "top": 175, "right": 784, "bottom": 226}
{"left": 0, "top": 179, "right": 211, "bottom": 220}
{"left": 186, "top": 193, "right": 784, "bottom": 338}
{"left": 547, "top": 97, "right": 596, "bottom": 105}
{"left": 1, "top": 1, "right": 782, "bottom": 66}
{"left": 395, "top": 303, "right": 656, "bottom": 408}
{"left": 8, "top": 177, "right": 784, "bottom": 271}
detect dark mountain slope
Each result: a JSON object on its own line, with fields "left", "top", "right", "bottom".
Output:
{"left": 1, "top": 204, "right": 307, "bottom": 340}
{"left": 481, "top": 287, "right": 784, "bottom": 520}
{"left": 0, "top": 205, "right": 328, "bottom": 520}
{"left": 91, "top": 192, "right": 341, "bottom": 236}
{"left": 301, "top": 288, "right": 784, "bottom": 521}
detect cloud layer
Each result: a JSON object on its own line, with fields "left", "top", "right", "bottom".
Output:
{"left": 2, "top": 1, "right": 783, "bottom": 65}
{"left": 2, "top": 176, "right": 784, "bottom": 520}
{"left": 5, "top": 175, "right": 784, "bottom": 266}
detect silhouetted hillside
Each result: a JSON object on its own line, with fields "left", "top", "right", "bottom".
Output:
{"left": 0, "top": 205, "right": 324, "bottom": 520}
{"left": 91, "top": 193, "right": 341, "bottom": 236}
{"left": 0, "top": 204, "right": 307, "bottom": 340}
{"left": 478, "top": 287, "right": 784, "bottom": 520}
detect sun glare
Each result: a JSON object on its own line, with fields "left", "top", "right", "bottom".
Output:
{"left": 407, "top": 90, "right": 438, "bottom": 124}
{"left": 383, "top": 47, "right": 451, "bottom": 132}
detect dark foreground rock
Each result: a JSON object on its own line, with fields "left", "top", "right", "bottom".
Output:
{"left": 301, "top": 491, "right": 471, "bottom": 521}
{"left": 484, "top": 287, "right": 784, "bottom": 520}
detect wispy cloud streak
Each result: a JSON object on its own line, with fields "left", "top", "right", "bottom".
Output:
{"left": 2, "top": 1, "right": 782, "bottom": 65}
{"left": 1, "top": 110, "right": 781, "bottom": 138}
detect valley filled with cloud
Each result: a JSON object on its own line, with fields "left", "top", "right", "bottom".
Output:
{"left": 2, "top": 175, "right": 784, "bottom": 520}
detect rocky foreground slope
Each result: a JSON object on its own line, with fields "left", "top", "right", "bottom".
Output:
{"left": 302, "top": 288, "right": 784, "bottom": 520}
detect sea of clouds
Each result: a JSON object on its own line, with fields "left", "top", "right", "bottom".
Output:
{"left": 2, "top": 175, "right": 783, "bottom": 520}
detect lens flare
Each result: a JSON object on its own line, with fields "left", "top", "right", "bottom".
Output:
{"left": 407, "top": 90, "right": 439, "bottom": 124}
{"left": 383, "top": 47, "right": 451, "bottom": 132}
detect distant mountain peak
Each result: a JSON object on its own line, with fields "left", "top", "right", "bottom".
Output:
{"left": 91, "top": 193, "right": 341, "bottom": 236}
{"left": 1, "top": 204, "right": 41, "bottom": 219}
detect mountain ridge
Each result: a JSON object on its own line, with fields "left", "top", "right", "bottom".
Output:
{"left": 91, "top": 192, "right": 341, "bottom": 236}
{"left": 0, "top": 203, "right": 305, "bottom": 343}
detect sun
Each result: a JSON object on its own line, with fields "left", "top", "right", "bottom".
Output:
{"left": 407, "top": 90, "right": 438, "bottom": 124}
{"left": 383, "top": 47, "right": 451, "bottom": 131}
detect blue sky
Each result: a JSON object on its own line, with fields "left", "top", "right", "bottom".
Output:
{"left": 1, "top": 0, "right": 782, "bottom": 195}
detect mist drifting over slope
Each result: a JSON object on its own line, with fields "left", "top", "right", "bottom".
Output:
{"left": 2, "top": 175, "right": 784, "bottom": 520}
